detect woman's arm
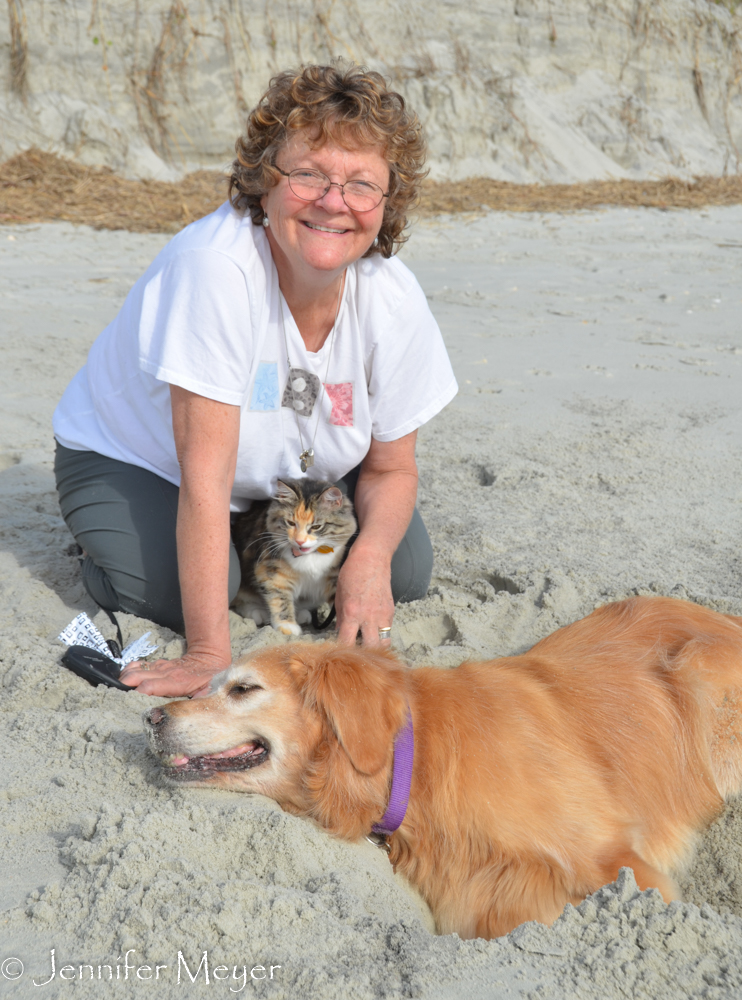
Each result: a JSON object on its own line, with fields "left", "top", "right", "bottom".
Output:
{"left": 119, "top": 385, "right": 240, "bottom": 696}
{"left": 335, "top": 430, "right": 418, "bottom": 645}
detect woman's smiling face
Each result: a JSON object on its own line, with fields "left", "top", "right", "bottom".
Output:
{"left": 260, "top": 133, "right": 390, "bottom": 279}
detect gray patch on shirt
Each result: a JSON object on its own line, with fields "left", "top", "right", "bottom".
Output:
{"left": 282, "top": 367, "right": 321, "bottom": 417}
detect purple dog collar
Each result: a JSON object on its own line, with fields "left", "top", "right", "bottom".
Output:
{"left": 371, "top": 708, "right": 414, "bottom": 836}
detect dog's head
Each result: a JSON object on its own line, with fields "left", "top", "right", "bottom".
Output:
{"left": 144, "top": 642, "right": 409, "bottom": 835}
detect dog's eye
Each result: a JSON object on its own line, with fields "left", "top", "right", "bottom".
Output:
{"left": 228, "top": 684, "right": 261, "bottom": 697}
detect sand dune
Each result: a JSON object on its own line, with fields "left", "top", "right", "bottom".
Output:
{"left": 2, "top": 1, "right": 741, "bottom": 184}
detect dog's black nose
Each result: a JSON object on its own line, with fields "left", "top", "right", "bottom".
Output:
{"left": 146, "top": 707, "right": 166, "bottom": 726}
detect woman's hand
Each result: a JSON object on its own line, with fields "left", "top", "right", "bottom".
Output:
{"left": 335, "top": 431, "right": 418, "bottom": 646}
{"left": 335, "top": 544, "right": 395, "bottom": 646}
{"left": 119, "top": 651, "right": 230, "bottom": 698}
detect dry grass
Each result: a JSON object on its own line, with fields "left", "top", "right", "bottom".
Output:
{"left": 0, "top": 149, "right": 227, "bottom": 233}
{"left": 420, "top": 174, "right": 742, "bottom": 214}
{"left": 2, "top": 149, "right": 742, "bottom": 234}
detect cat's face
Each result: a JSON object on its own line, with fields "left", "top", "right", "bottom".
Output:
{"left": 268, "top": 480, "right": 357, "bottom": 559}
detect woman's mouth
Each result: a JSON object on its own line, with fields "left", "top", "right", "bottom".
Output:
{"left": 302, "top": 221, "right": 349, "bottom": 234}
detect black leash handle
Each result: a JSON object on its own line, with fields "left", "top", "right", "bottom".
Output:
{"left": 102, "top": 608, "right": 124, "bottom": 658}
{"left": 311, "top": 603, "right": 337, "bottom": 631}
{"left": 74, "top": 544, "right": 125, "bottom": 658}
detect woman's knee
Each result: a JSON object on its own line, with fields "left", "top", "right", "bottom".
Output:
{"left": 81, "top": 556, "right": 121, "bottom": 613}
{"left": 55, "top": 445, "right": 186, "bottom": 632}
{"left": 82, "top": 554, "right": 186, "bottom": 635}
{"left": 391, "top": 508, "right": 433, "bottom": 604}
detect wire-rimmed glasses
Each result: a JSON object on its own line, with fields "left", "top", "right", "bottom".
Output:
{"left": 276, "top": 167, "right": 389, "bottom": 213}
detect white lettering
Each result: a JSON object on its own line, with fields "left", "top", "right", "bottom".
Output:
{"left": 33, "top": 949, "right": 56, "bottom": 987}
{"left": 230, "top": 967, "right": 247, "bottom": 993}
{"left": 123, "top": 950, "right": 136, "bottom": 980}
{"left": 79, "top": 965, "right": 94, "bottom": 980}
{"left": 59, "top": 966, "right": 76, "bottom": 981}
{"left": 137, "top": 965, "right": 152, "bottom": 980}
{"left": 98, "top": 965, "right": 113, "bottom": 980}
{"left": 270, "top": 965, "right": 281, "bottom": 978}
{"left": 213, "top": 965, "right": 229, "bottom": 981}
{"left": 155, "top": 964, "right": 167, "bottom": 980}
{"left": 177, "top": 951, "right": 209, "bottom": 984}
{"left": 251, "top": 966, "right": 266, "bottom": 980}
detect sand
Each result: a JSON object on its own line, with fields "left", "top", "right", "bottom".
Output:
{"left": 1, "top": 206, "right": 742, "bottom": 998}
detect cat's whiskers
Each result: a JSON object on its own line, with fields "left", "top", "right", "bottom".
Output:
{"left": 238, "top": 531, "right": 278, "bottom": 554}
{"left": 265, "top": 538, "right": 293, "bottom": 557}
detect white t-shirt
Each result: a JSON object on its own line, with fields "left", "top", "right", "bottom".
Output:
{"left": 53, "top": 202, "right": 458, "bottom": 510}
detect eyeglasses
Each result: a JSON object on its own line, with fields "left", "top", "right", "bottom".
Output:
{"left": 276, "top": 167, "right": 389, "bottom": 213}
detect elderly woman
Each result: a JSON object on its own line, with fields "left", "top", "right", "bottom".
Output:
{"left": 53, "top": 63, "right": 457, "bottom": 698}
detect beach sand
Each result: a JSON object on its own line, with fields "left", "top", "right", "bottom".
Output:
{"left": 1, "top": 207, "right": 742, "bottom": 997}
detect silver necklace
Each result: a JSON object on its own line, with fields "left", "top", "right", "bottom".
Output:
{"left": 280, "top": 273, "right": 345, "bottom": 473}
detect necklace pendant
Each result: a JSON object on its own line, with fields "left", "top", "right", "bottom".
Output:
{"left": 300, "top": 448, "right": 314, "bottom": 473}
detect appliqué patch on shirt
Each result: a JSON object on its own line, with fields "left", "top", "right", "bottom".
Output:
{"left": 249, "top": 361, "right": 279, "bottom": 411}
{"left": 282, "top": 367, "right": 321, "bottom": 417}
{"left": 324, "top": 382, "right": 354, "bottom": 427}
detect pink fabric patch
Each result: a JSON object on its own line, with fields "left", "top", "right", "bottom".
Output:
{"left": 324, "top": 382, "right": 354, "bottom": 427}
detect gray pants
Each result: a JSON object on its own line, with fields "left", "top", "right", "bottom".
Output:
{"left": 54, "top": 442, "right": 433, "bottom": 635}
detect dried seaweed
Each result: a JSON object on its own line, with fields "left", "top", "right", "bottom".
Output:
{"left": 0, "top": 149, "right": 227, "bottom": 233}
{"left": 2, "top": 149, "right": 742, "bottom": 235}
{"left": 419, "top": 174, "right": 742, "bottom": 215}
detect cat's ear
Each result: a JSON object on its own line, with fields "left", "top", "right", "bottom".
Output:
{"left": 275, "top": 480, "right": 298, "bottom": 501}
{"left": 319, "top": 487, "right": 343, "bottom": 509}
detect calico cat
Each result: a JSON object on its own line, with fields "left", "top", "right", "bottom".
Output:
{"left": 231, "top": 479, "right": 357, "bottom": 635}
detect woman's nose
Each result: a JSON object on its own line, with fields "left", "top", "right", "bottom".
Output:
{"left": 315, "top": 182, "right": 349, "bottom": 213}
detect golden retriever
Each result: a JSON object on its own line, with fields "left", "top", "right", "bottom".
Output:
{"left": 144, "top": 596, "right": 742, "bottom": 939}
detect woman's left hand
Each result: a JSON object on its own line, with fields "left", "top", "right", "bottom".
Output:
{"left": 335, "top": 431, "right": 419, "bottom": 645}
{"left": 335, "top": 543, "right": 395, "bottom": 645}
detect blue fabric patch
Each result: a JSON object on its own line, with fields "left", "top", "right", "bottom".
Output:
{"left": 249, "top": 362, "right": 279, "bottom": 411}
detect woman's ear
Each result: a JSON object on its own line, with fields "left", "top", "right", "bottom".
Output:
{"left": 288, "top": 644, "right": 407, "bottom": 776}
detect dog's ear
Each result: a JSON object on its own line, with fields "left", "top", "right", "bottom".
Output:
{"left": 288, "top": 645, "right": 407, "bottom": 776}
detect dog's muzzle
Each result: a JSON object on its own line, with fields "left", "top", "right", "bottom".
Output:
{"left": 144, "top": 706, "right": 270, "bottom": 781}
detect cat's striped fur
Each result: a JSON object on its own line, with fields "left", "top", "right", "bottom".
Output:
{"left": 231, "top": 479, "right": 357, "bottom": 635}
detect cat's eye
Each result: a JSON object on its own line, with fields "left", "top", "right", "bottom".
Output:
{"left": 229, "top": 683, "right": 262, "bottom": 697}
{"left": 285, "top": 519, "right": 296, "bottom": 527}
{"left": 310, "top": 523, "right": 322, "bottom": 531}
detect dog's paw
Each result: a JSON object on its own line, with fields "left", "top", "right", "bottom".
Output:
{"left": 296, "top": 609, "right": 312, "bottom": 625}
{"left": 276, "top": 621, "right": 302, "bottom": 636}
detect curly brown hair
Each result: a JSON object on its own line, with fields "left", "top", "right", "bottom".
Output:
{"left": 229, "top": 63, "right": 427, "bottom": 258}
